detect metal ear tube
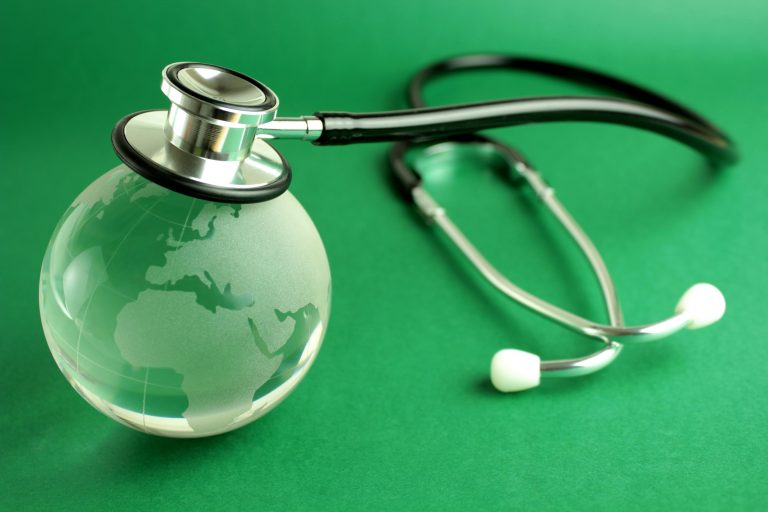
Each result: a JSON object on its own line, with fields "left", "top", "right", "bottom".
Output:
{"left": 390, "top": 136, "right": 725, "bottom": 391}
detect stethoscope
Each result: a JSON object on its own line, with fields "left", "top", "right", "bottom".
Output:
{"left": 110, "top": 53, "right": 735, "bottom": 392}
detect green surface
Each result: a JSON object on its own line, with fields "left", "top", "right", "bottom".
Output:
{"left": 1, "top": 0, "right": 767, "bottom": 509}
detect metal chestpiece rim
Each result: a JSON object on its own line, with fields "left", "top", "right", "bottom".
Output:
{"left": 111, "top": 62, "right": 291, "bottom": 204}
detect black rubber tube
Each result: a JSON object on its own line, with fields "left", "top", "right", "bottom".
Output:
{"left": 316, "top": 54, "right": 737, "bottom": 167}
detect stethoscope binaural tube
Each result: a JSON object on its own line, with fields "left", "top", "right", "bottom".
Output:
{"left": 388, "top": 136, "right": 728, "bottom": 390}
{"left": 389, "top": 135, "right": 625, "bottom": 391}
{"left": 385, "top": 55, "right": 732, "bottom": 391}
{"left": 387, "top": 55, "right": 730, "bottom": 340}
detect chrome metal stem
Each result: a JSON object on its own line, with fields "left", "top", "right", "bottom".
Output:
{"left": 415, "top": 173, "right": 628, "bottom": 377}
{"left": 540, "top": 341, "right": 621, "bottom": 377}
{"left": 514, "top": 164, "right": 623, "bottom": 377}
{"left": 517, "top": 163, "right": 623, "bottom": 327}
{"left": 257, "top": 117, "right": 323, "bottom": 141}
{"left": 412, "top": 158, "right": 690, "bottom": 350}
{"left": 427, "top": 207, "right": 687, "bottom": 344}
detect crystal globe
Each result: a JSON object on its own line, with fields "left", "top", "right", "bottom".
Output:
{"left": 39, "top": 165, "right": 331, "bottom": 437}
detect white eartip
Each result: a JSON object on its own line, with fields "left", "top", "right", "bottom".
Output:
{"left": 490, "top": 349, "right": 541, "bottom": 393}
{"left": 675, "top": 283, "right": 726, "bottom": 329}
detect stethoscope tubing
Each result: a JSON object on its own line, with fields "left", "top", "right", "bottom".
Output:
{"left": 317, "top": 54, "right": 737, "bottom": 167}
{"left": 383, "top": 53, "right": 733, "bottom": 380}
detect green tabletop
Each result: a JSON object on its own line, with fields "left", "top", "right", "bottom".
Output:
{"left": 2, "top": 1, "right": 767, "bottom": 510}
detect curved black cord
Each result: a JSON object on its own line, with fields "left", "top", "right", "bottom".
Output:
{"left": 316, "top": 54, "right": 737, "bottom": 170}
{"left": 406, "top": 54, "right": 723, "bottom": 131}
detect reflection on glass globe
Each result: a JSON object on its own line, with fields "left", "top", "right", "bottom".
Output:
{"left": 39, "top": 165, "right": 331, "bottom": 438}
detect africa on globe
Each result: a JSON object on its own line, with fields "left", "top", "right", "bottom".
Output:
{"left": 39, "top": 166, "right": 331, "bottom": 437}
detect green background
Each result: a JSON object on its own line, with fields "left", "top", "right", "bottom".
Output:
{"left": 1, "top": 0, "right": 766, "bottom": 510}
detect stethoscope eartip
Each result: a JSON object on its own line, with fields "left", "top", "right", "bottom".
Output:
{"left": 675, "top": 283, "right": 727, "bottom": 329}
{"left": 490, "top": 349, "right": 541, "bottom": 393}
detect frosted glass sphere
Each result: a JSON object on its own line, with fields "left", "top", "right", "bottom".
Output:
{"left": 39, "top": 165, "right": 331, "bottom": 437}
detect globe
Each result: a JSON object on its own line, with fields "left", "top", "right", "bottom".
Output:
{"left": 39, "top": 165, "right": 331, "bottom": 437}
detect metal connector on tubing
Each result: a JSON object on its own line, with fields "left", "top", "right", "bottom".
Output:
{"left": 257, "top": 116, "right": 323, "bottom": 141}
{"left": 514, "top": 162, "right": 554, "bottom": 200}
{"left": 411, "top": 186, "right": 445, "bottom": 221}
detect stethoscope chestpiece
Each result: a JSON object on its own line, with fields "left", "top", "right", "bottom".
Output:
{"left": 112, "top": 62, "right": 291, "bottom": 203}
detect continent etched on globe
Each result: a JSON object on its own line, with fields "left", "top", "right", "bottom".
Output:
{"left": 40, "top": 165, "right": 331, "bottom": 437}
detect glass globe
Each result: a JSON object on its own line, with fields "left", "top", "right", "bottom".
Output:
{"left": 39, "top": 165, "right": 331, "bottom": 437}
